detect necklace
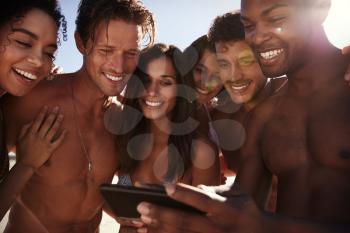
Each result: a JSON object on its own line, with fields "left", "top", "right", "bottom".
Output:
{"left": 273, "top": 78, "right": 288, "bottom": 94}
{"left": 70, "top": 80, "right": 93, "bottom": 172}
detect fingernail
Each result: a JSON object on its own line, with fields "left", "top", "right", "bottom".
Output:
{"left": 132, "top": 220, "right": 144, "bottom": 227}
{"left": 53, "top": 106, "right": 60, "bottom": 112}
{"left": 137, "top": 228, "right": 148, "bottom": 233}
{"left": 140, "top": 215, "right": 152, "bottom": 224}
{"left": 137, "top": 202, "right": 150, "bottom": 215}
{"left": 164, "top": 183, "right": 176, "bottom": 196}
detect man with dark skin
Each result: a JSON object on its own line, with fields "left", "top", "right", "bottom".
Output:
{"left": 135, "top": 0, "right": 350, "bottom": 232}
{"left": 1, "top": 0, "right": 155, "bottom": 232}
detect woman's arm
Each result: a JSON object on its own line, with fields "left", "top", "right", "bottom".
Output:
{"left": 190, "top": 137, "right": 220, "bottom": 186}
{"left": 0, "top": 107, "right": 65, "bottom": 220}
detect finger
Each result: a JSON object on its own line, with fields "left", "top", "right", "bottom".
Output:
{"left": 18, "top": 123, "right": 31, "bottom": 139}
{"left": 138, "top": 202, "right": 220, "bottom": 233}
{"left": 30, "top": 106, "right": 48, "bottom": 133}
{"left": 119, "top": 226, "right": 139, "bottom": 233}
{"left": 45, "top": 114, "right": 64, "bottom": 141}
{"left": 50, "top": 129, "right": 67, "bottom": 149}
{"left": 38, "top": 107, "right": 60, "bottom": 138}
{"left": 164, "top": 183, "right": 226, "bottom": 213}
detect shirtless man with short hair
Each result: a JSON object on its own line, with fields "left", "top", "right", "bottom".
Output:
{"left": 1, "top": 0, "right": 155, "bottom": 232}
{"left": 207, "top": 12, "right": 287, "bottom": 174}
{"left": 135, "top": 0, "right": 350, "bottom": 232}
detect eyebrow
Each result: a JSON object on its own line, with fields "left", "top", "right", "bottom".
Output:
{"left": 12, "top": 27, "right": 57, "bottom": 49}
{"left": 196, "top": 64, "right": 207, "bottom": 69}
{"left": 241, "top": 3, "right": 288, "bottom": 21}
{"left": 160, "top": 74, "right": 176, "bottom": 79}
{"left": 261, "top": 3, "right": 289, "bottom": 16}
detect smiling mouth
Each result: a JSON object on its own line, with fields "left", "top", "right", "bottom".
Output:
{"left": 144, "top": 100, "right": 163, "bottom": 107}
{"left": 13, "top": 68, "right": 38, "bottom": 81}
{"left": 227, "top": 80, "right": 252, "bottom": 92}
{"left": 104, "top": 73, "right": 123, "bottom": 81}
{"left": 196, "top": 87, "right": 210, "bottom": 95}
{"left": 259, "top": 49, "right": 284, "bottom": 61}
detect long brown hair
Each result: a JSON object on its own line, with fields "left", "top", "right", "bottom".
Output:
{"left": 116, "top": 43, "right": 199, "bottom": 182}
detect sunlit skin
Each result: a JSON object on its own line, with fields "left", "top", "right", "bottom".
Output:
{"left": 0, "top": 9, "right": 57, "bottom": 97}
{"left": 192, "top": 49, "right": 222, "bottom": 104}
{"left": 132, "top": 56, "right": 219, "bottom": 187}
{"left": 241, "top": 0, "right": 313, "bottom": 77}
{"left": 79, "top": 20, "right": 141, "bottom": 97}
{"left": 133, "top": 0, "right": 350, "bottom": 232}
{"left": 216, "top": 40, "right": 266, "bottom": 105}
{"left": 236, "top": 0, "right": 350, "bottom": 227}
{"left": 0, "top": 8, "right": 66, "bottom": 222}
{"left": 2, "top": 19, "right": 142, "bottom": 233}
{"left": 139, "top": 57, "right": 177, "bottom": 123}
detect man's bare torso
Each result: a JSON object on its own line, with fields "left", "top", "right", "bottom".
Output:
{"left": 2, "top": 75, "right": 118, "bottom": 232}
{"left": 257, "top": 75, "right": 350, "bottom": 223}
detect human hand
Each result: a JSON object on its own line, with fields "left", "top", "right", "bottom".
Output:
{"left": 118, "top": 220, "right": 144, "bottom": 233}
{"left": 16, "top": 106, "right": 66, "bottom": 170}
{"left": 136, "top": 183, "right": 263, "bottom": 233}
{"left": 46, "top": 64, "right": 63, "bottom": 80}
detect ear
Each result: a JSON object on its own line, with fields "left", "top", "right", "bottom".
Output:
{"left": 74, "top": 31, "right": 85, "bottom": 54}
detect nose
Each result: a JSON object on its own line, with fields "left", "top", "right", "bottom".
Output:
{"left": 26, "top": 53, "right": 43, "bottom": 68}
{"left": 250, "top": 23, "right": 271, "bottom": 46}
{"left": 108, "top": 53, "right": 124, "bottom": 73}
{"left": 231, "top": 65, "right": 243, "bottom": 81}
{"left": 146, "top": 81, "right": 159, "bottom": 97}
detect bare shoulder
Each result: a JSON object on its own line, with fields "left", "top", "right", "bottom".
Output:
{"left": 0, "top": 74, "right": 77, "bottom": 132}
{"left": 191, "top": 136, "right": 219, "bottom": 167}
{"left": 248, "top": 93, "right": 281, "bottom": 129}
{"left": 2, "top": 74, "right": 73, "bottom": 115}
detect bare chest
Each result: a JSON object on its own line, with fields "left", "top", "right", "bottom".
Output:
{"left": 33, "top": 104, "right": 118, "bottom": 185}
{"left": 262, "top": 93, "right": 350, "bottom": 175}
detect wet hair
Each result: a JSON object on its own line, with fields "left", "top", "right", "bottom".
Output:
{"left": 117, "top": 43, "right": 197, "bottom": 181}
{"left": 76, "top": 0, "right": 155, "bottom": 47}
{"left": 1, "top": 0, "right": 67, "bottom": 43}
{"left": 208, "top": 11, "right": 245, "bottom": 44}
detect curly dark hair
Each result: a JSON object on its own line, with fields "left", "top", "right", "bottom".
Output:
{"left": 0, "top": 0, "right": 67, "bottom": 43}
{"left": 208, "top": 11, "right": 244, "bottom": 44}
{"left": 76, "top": 0, "right": 155, "bottom": 47}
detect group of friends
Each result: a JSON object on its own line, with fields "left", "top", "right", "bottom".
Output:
{"left": 0, "top": 0, "right": 349, "bottom": 232}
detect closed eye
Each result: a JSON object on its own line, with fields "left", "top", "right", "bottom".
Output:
{"left": 15, "top": 40, "right": 31, "bottom": 48}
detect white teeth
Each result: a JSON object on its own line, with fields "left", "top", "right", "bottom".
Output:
{"left": 228, "top": 80, "right": 251, "bottom": 91}
{"left": 260, "top": 49, "right": 283, "bottom": 60}
{"left": 145, "top": 100, "right": 162, "bottom": 107}
{"left": 14, "top": 68, "right": 37, "bottom": 80}
{"left": 196, "top": 87, "right": 209, "bottom": 95}
{"left": 231, "top": 84, "right": 249, "bottom": 91}
{"left": 105, "top": 73, "right": 122, "bottom": 81}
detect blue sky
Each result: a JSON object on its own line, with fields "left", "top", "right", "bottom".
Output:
{"left": 55, "top": 0, "right": 240, "bottom": 72}
{"left": 55, "top": 0, "right": 350, "bottom": 73}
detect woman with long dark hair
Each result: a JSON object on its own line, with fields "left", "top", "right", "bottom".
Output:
{"left": 116, "top": 43, "right": 220, "bottom": 186}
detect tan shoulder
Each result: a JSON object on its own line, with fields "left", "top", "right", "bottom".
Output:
{"left": 191, "top": 137, "right": 219, "bottom": 170}
{"left": 1, "top": 73, "right": 74, "bottom": 121}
